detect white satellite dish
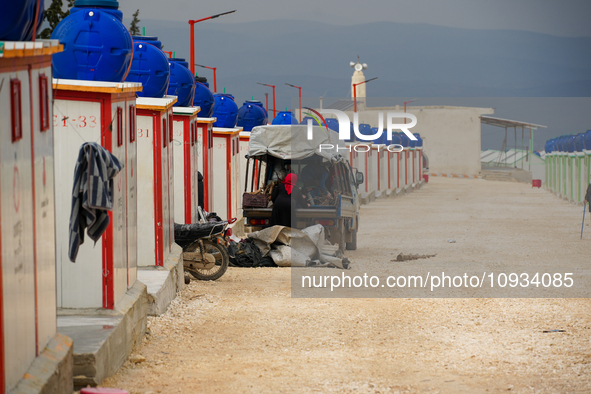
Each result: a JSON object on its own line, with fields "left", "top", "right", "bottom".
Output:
{"left": 354, "top": 63, "right": 363, "bottom": 72}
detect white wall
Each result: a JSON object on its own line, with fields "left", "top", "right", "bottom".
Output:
{"left": 339, "top": 106, "right": 494, "bottom": 175}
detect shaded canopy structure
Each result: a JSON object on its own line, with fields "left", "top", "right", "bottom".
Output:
{"left": 480, "top": 115, "right": 546, "bottom": 170}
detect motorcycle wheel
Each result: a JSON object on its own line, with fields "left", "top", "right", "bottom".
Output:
{"left": 186, "top": 240, "right": 229, "bottom": 281}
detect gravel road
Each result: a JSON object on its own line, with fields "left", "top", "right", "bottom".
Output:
{"left": 102, "top": 177, "right": 591, "bottom": 393}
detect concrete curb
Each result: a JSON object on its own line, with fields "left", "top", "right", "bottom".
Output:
{"left": 9, "top": 333, "right": 73, "bottom": 394}
{"left": 57, "top": 281, "right": 148, "bottom": 390}
{"left": 137, "top": 243, "right": 185, "bottom": 316}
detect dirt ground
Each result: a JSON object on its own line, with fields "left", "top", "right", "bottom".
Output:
{"left": 102, "top": 177, "right": 591, "bottom": 393}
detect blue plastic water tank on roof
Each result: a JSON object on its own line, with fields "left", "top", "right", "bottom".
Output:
{"left": 584, "top": 130, "right": 591, "bottom": 150}
{"left": 544, "top": 139, "right": 552, "bottom": 153}
{"left": 300, "top": 116, "right": 319, "bottom": 126}
{"left": 408, "top": 134, "right": 417, "bottom": 148}
{"left": 413, "top": 133, "right": 423, "bottom": 147}
{"left": 167, "top": 59, "right": 195, "bottom": 107}
{"left": 0, "top": 0, "right": 44, "bottom": 41}
{"left": 51, "top": 0, "right": 132, "bottom": 82}
{"left": 357, "top": 124, "right": 372, "bottom": 140}
{"left": 170, "top": 58, "right": 189, "bottom": 69}
{"left": 236, "top": 101, "right": 268, "bottom": 132}
{"left": 399, "top": 132, "right": 410, "bottom": 147}
{"left": 0, "top": 1, "right": 31, "bottom": 40}
{"left": 557, "top": 136, "right": 567, "bottom": 152}
{"left": 193, "top": 77, "right": 214, "bottom": 117}
{"left": 132, "top": 35, "right": 162, "bottom": 49}
{"left": 325, "top": 119, "right": 340, "bottom": 132}
{"left": 390, "top": 133, "right": 401, "bottom": 145}
{"left": 125, "top": 38, "right": 169, "bottom": 98}
{"left": 272, "top": 111, "right": 298, "bottom": 125}
{"left": 566, "top": 135, "right": 576, "bottom": 153}
{"left": 371, "top": 128, "right": 386, "bottom": 144}
{"left": 574, "top": 133, "right": 585, "bottom": 152}
{"left": 245, "top": 100, "right": 268, "bottom": 119}
{"left": 212, "top": 94, "right": 239, "bottom": 128}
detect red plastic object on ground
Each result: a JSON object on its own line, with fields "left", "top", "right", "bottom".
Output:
{"left": 532, "top": 179, "right": 541, "bottom": 188}
{"left": 81, "top": 389, "right": 129, "bottom": 394}
{"left": 423, "top": 174, "right": 429, "bottom": 183}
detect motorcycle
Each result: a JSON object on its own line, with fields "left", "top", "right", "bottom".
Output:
{"left": 174, "top": 206, "right": 236, "bottom": 281}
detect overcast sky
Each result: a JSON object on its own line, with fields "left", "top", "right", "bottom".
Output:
{"left": 113, "top": 0, "right": 591, "bottom": 37}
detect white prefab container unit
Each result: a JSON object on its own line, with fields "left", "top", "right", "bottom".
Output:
{"left": 196, "top": 117, "right": 216, "bottom": 212}
{"left": 53, "top": 79, "right": 141, "bottom": 310}
{"left": 408, "top": 148, "right": 422, "bottom": 187}
{"left": 239, "top": 131, "right": 251, "bottom": 195}
{"left": 172, "top": 106, "right": 200, "bottom": 224}
{"left": 136, "top": 96, "right": 177, "bottom": 267}
{"left": 0, "top": 40, "right": 62, "bottom": 392}
{"left": 395, "top": 150, "right": 405, "bottom": 193}
{"left": 212, "top": 127, "right": 242, "bottom": 220}
{"left": 386, "top": 148, "right": 398, "bottom": 196}
{"left": 360, "top": 143, "right": 375, "bottom": 201}
{"left": 371, "top": 145, "right": 390, "bottom": 198}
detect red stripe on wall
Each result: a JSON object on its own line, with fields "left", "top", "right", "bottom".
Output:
{"left": 182, "top": 118, "right": 191, "bottom": 224}
{"left": 101, "top": 96, "right": 114, "bottom": 309}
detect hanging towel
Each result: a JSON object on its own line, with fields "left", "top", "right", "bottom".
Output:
{"left": 69, "top": 142, "right": 124, "bottom": 262}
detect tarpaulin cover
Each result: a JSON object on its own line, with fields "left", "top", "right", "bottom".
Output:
{"left": 247, "top": 224, "right": 349, "bottom": 269}
{"left": 248, "top": 125, "right": 346, "bottom": 162}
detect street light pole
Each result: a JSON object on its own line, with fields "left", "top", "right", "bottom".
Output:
{"left": 189, "top": 10, "right": 236, "bottom": 76}
{"left": 195, "top": 64, "right": 217, "bottom": 93}
{"left": 353, "top": 77, "right": 378, "bottom": 113}
{"left": 403, "top": 98, "right": 418, "bottom": 124}
{"left": 285, "top": 83, "right": 302, "bottom": 122}
{"left": 257, "top": 82, "right": 276, "bottom": 118}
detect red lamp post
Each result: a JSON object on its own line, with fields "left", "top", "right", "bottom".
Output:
{"left": 353, "top": 77, "right": 377, "bottom": 113}
{"left": 403, "top": 99, "right": 418, "bottom": 123}
{"left": 285, "top": 83, "right": 302, "bottom": 122}
{"left": 189, "top": 10, "right": 236, "bottom": 76}
{"left": 257, "top": 82, "right": 276, "bottom": 119}
{"left": 194, "top": 64, "right": 217, "bottom": 93}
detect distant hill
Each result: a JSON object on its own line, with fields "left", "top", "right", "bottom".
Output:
{"left": 127, "top": 19, "right": 591, "bottom": 101}
{"left": 124, "top": 18, "right": 591, "bottom": 149}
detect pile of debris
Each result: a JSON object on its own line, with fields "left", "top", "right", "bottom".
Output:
{"left": 228, "top": 225, "right": 350, "bottom": 269}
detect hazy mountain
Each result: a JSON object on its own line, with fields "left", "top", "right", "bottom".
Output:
{"left": 124, "top": 18, "right": 591, "bottom": 149}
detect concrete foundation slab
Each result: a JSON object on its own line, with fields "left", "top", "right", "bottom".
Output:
{"left": 9, "top": 333, "right": 73, "bottom": 394}
{"left": 57, "top": 281, "right": 148, "bottom": 391}
{"left": 137, "top": 243, "right": 184, "bottom": 316}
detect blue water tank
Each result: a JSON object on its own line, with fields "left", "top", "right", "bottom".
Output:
{"left": 1, "top": 0, "right": 44, "bottom": 41}
{"left": 51, "top": 0, "right": 132, "bottom": 82}
{"left": 544, "top": 139, "right": 553, "bottom": 153}
{"left": 170, "top": 58, "right": 190, "bottom": 70}
{"left": 236, "top": 101, "right": 268, "bottom": 132}
{"left": 272, "top": 111, "right": 298, "bottom": 125}
{"left": 584, "top": 130, "right": 591, "bottom": 150}
{"left": 399, "top": 132, "right": 410, "bottom": 147}
{"left": 193, "top": 77, "right": 214, "bottom": 117}
{"left": 325, "top": 119, "right": 340, "bottom": 132}
{"left": 566, "top": 135, "right": 576, "bottom": 153}
{"left": 574, "top": 133, "right": 585, "bottom": 152}
{"left": 557, "top": 136, "right": 567, "bottom": 152}
{"left": 300, "top": 116, "right": 319, "bottom": 126}
{"left": 132, "top": 36, "right": 162, "bottom": 49}
{"left": 390, "top": 133, "right": 402, "bottom": 145}
{"left": 125, "top": 38, "right": 169, "bottom": 98}
{"left": 357, "top": 124, "right": 372, "bottom": 139}
{"left": 212, "top": 94, "right": 239, "bottom": 128}
{"left": 167, "top": 59, "right": 195, "bottom": 107}
{"left": 245, "top": 100, "right": 268, "bottom": 119}
{"left": 413, "top": 133, "right": 423, "bottom": 147}
{"left": 370, "top": 128, "right": 387, "bottom": 144}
